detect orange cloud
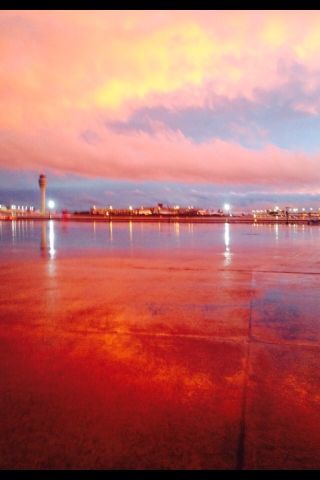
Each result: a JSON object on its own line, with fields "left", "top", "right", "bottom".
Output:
{"left": 2, "top": 10, "right": 320, "bottom": 189}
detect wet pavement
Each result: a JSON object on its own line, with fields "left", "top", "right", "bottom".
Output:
{"left": 0, "top": 221, "right": 320, "bottom": 469}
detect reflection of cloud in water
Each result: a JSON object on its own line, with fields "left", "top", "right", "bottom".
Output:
{"left": 99, "top": 334, "right": 214, "bottom": 401}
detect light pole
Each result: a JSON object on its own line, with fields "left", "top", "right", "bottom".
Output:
{"left": 224, "top": 203, "right": 231, "bottom": 216}
{"left": 48, "top": 200, "right": 55, "bottom": 219}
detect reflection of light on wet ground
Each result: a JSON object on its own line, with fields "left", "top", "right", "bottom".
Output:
{"left": 174, "top": 222, "right": 180, "bottom": 238}
{"left": 224, "top": 222, "right": 232, "bottom": 266}
{"left": 2, "top": 222, "right": 320, "bottom": 469}
{"left": 274, "top": 223, "right": 279, "bottom": 240}
{"left": 109, "top": 221, "right": 113, "bottom": 243}
{"left": 47, "top": 257, "right": 56, "bottom": 277}
{"left": 129, "top": 221, "right": 133, "bottom": 242}
{"left": 49, "top": 220, "right": 56, "bottom": 259}
{"left": 188, "top": 223, "right": 194, "bottom": 234}
{"left": 11, "top": 220, "right": 16, "bottom": 242}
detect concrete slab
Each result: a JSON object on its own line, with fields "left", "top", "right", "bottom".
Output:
{"left": 1, "top": 222, "right": 320, "bottom": 469}
{"left": 251, "top": 272, "right": 320, "bottom": 345}
{"left": 0, "top": 328, "right": 245, "bottom": 469}
{"left": 0, "top": 257, "right": 252, "bottom": 339}
{"left": 244, "top": 342, "right": 320, "bottom": 469}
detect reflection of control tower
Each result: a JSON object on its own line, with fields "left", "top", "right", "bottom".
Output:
{"left": 38, "top": 174, "right": 47, "bottom": 215}
{"left": 40, "top": 221, "right": 48, "bottom": 257}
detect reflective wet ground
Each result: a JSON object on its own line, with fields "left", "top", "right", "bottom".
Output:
{"left": 0, "top": 221, "right": 320, "bottom": 469}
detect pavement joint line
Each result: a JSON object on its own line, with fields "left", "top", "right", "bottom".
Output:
{"left": 235, "top": 273, "right": 254, "bottom": 469}
{"left": 2, "top": 323, "right": 320, "bottom": 351}
{"left": 0, "top": 325, "right": 248, "bottom": 345}
{"left": 220, "top": 269, "right": 320, "bottom": 275}
{"left": 250, "top": 336, "right": 320, "bottom": 350}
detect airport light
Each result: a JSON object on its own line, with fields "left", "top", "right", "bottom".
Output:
{"left": 224, "top": 203, "right": 230, "bottom": 214}
{"left": 129, "top": 205, "right": 133, "bottom": 211}
{"left": 48, "top": 200, "right": 55, "bottom": 219}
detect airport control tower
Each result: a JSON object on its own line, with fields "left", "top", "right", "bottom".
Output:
{"left": 38, "top": 174, "right": 47, "bottom": 215}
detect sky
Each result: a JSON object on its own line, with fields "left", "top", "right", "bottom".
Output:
{"left": 2, "top": 10, "right": 320, "bottom": 211}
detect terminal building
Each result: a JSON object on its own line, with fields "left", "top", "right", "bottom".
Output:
{"left": 90, "top": 203, "right": 209, "bottom": 217}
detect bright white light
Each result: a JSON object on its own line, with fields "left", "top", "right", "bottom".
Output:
{"left": 129, "top": 205, "right": 133, "bottom": 211}
{"left": 224, "top": 203, "right": 230, "bottom": 212}
{"left": 109, "top": 205, "right": 113, "bottom": 210}
{"left": 48, "top": 200, "right": 55, "bottom": 209}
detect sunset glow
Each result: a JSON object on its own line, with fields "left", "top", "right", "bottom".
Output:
{"left": 2, "top": 10, "right": 320, "bottom": 209}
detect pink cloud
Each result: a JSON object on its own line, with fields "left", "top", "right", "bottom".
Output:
{"left": 1, "top": 10, "right": 320, "bottom": 191}
{"left": 1, "top": 122, "right": 320, "bottom": 191}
